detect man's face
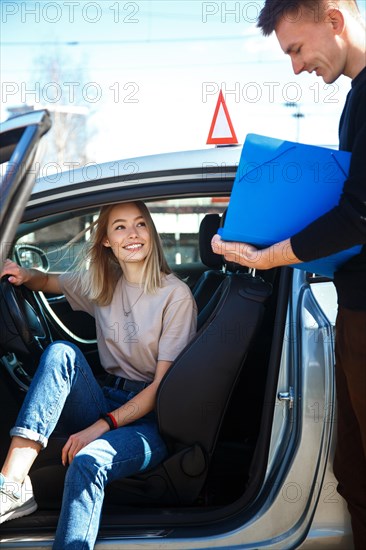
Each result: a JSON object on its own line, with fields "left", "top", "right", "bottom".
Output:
{"left": 275, "top": 12, "right": 346, "bottom": 84}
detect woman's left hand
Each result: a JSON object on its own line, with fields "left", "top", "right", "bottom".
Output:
{"left": 61, "top": 420, "right": 109, "bottom": 466}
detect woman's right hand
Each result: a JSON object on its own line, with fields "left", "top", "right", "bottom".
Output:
{"left": 0, "top": 259, "right": 30, "bottom": 286}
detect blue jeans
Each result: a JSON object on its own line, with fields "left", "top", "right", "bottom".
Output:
{"left": 10, "top": 341, "right": 168, "bottom": 549}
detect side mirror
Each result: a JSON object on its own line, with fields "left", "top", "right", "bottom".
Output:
{"left": 15, "top": 244, "right": 50, "bottom": 272}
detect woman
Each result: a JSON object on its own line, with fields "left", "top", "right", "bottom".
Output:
{"left": 0, "top": 201, "right": 197, "bottom": 548}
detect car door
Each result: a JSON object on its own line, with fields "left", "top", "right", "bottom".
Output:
{"left": 254, "top": 267, "right": 348, "bottom": 548}
{"left": 0, "top": 109, "right": 52, "bottom": 466}
{"left": 0, "top": 110, "right": 52, "bottom": 271}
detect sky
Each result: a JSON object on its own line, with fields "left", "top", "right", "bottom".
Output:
{"left": 1, "top": 0, "right": 366, "bottom": 166}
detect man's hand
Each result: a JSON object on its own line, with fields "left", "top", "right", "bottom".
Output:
{"left": 211, "top": 234, "right": 301, "bottom": 270}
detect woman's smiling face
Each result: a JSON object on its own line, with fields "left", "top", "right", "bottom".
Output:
{"left": 103, "top": 202, "right": 151, "bottom": 265}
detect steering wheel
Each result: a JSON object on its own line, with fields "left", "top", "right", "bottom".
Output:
{"left": 0, "top": 276, "right": 52, "bottom": 373}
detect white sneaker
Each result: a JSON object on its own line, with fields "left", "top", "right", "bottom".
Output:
{"left": 0, "top": 473, "right": 38, "bottom": 524}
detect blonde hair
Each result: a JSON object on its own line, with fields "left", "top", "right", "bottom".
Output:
{"left": 73, "top": 201, "right": 171, "bottom": 306}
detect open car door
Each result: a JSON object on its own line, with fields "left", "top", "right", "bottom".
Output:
{"left": 0, "top": 110, "right": 52, "bottom": 271}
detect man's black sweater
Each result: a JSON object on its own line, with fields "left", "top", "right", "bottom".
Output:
{"left": 291, "top": 66, "right": 366, "bottom": 310}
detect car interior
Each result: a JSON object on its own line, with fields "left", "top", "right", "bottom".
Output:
{"left": 0, "top": 196, "right": 292, "bottom": 539}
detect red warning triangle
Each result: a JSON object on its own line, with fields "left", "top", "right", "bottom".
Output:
{"left": 207, "top": 90, "right": 238, "bottom": 145}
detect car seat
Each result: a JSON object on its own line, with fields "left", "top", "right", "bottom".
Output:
{"left": 30, "top": 271, "right": 272, "bottom": 507}
{"left": 106, "top": 272, "right": 272, "bottom": 505}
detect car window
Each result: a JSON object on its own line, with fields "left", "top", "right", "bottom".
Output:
{"left": 15, "top": 197, "right": 229, "bottom": 273}
{"left": 309, "top": 281, "right": 338, "bottom": 326}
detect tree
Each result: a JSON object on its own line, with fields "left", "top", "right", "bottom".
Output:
{"left": 35, "top": 48, "right": 92, "bottom": 170}
{"left": 8, "top": 48, "right": 94, "bottom": 171}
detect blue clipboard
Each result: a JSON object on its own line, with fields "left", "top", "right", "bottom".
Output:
{"left": 219, "top": 134, "right": 362, "bottom": 278}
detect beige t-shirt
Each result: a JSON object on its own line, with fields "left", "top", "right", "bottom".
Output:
{"left": 59, "top": 273, "right": 197, "bottom": 382}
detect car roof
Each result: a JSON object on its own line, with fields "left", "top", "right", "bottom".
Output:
{"left": 24, "top": 145, "right": 241, "bottom": 220}
{"left": 32, "top": 145, "right": 242, "bottom": 196}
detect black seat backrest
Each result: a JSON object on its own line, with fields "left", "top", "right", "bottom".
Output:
{"left": 157, "top": 273, "right": 272, "bottom": 459}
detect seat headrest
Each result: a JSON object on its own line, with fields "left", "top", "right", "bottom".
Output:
{"left": 199, "top": 214, "right": 223, "bottom": 269}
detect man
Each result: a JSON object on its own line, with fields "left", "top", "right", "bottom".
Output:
{"left": 212, "top": 1, "right": 366, "bottom": 547}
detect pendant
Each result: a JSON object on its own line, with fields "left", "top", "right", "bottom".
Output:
{"left": 124, "top": 312, "right": 129, "bottom": 317}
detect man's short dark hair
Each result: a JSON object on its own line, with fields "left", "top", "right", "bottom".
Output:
{"left": 257, "top": 0, "right": 360, "bottom": 36}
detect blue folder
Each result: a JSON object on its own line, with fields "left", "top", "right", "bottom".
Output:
{"left": 219, "top": 134, "right": 362, "bottom": 278}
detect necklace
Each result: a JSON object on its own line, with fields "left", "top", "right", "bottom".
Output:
{"left": 121, "top": 280, "right": 144, "bottom": 317}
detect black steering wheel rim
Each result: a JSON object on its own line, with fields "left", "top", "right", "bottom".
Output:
{"left": 0, "top": 276, "right": 52, "bottom": 360}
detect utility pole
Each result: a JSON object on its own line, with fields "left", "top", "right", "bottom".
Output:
{"left": 284, "top": 102, "right": 305, "bottom": 142}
